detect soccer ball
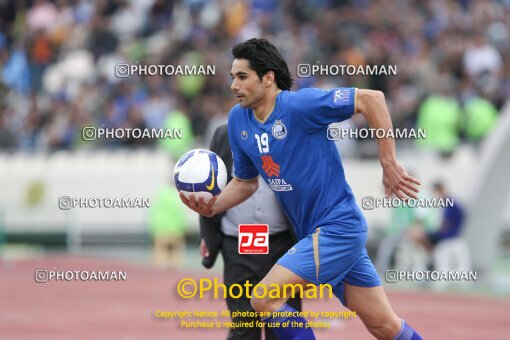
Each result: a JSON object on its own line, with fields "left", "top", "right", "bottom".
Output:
{"left": 173, "top": 149, "right": 227, "bottom": 202}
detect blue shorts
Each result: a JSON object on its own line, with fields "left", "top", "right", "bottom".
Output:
{"left": 277, "top": 226, "right": 381, "bottom": 306}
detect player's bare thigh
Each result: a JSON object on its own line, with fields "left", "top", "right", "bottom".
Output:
{"left": 251, "top": 264, "right": 309, "bottom": 313}
{"left": 344, "top": 283, "right": 401, "bottom": 339}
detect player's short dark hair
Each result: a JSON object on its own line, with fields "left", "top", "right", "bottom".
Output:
{"left": 232, "top": 38, "right": 293, "bottom": 91}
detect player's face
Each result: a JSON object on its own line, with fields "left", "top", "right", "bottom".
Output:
{"left": 230, "top": 59, "right": 265, "bottom": 108}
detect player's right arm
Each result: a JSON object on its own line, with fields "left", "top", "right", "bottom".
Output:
{"left": 180, "top": 106, "right": 260, "bottom": 217}
{"left": 179, "top": 177, "right": 258, "bottom": 217}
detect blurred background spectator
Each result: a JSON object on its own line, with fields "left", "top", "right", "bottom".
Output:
{"left": 375, "top": 182, "right": 439, "bottom": 274}
{"left": 148, "top": 184, "right": 188, "bottom": 268}
{"left": 408, "top": 181, "right": 465, "bottom": 253}
{"left": 0, "top": 0, "right": 508, "bottom": 158}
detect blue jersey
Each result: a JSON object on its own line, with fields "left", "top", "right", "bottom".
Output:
{"left": 228, "top": 87, "right": 367, "bottom": 240}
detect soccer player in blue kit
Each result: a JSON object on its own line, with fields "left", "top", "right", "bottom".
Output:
{"left": 180, "top": 38, "right": 423, "bottom": 340}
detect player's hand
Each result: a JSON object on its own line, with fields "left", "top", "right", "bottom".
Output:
{"left": 200, "top": 239, "right": 210, "bottom": 258}
{"left": 179, "top": 192, "right": 217, "bottom": 218}
{"left": 381, "top": 160, "right": 420, "bottom": 200}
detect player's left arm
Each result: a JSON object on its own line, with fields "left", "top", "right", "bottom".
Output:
{"left": 356, "top": 89, "right": 420, "bottom": 199}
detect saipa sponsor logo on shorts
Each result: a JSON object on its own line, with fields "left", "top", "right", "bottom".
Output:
{"left": 238, "top": 224, "right": 269, "bottom": 254}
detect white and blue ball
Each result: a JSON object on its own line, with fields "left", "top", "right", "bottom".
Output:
{"left": 173, "top": 149, "right": 227, "bottom": 202}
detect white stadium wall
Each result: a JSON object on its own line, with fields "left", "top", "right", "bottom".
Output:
{"left": 0, "top": 150, "right": 197, "bottom": 247}
{"left": 0, "top": 139, "right": 509, "bottom": 272}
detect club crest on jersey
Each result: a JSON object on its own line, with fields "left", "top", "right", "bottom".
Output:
{"left": 241, "top": 130, "right": 248, "bottom": 140}
{"left": 333, "top": 89, "right": 350, "bottom": 103}
{"left": 272, "top": 120, "right": 287, "bottom": 140}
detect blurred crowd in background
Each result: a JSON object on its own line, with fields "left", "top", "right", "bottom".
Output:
{"left": 1, "top": 0, "right": 509, "bottom": 157}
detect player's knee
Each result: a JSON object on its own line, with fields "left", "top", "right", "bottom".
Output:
{"left": 365, "top": 323, "right": 392, "bottom": 340}
{"left": 347, "top": 302, "right": 400, "bottom": 340}
{"left": 365, "top": 318, "right": 401, "bottom": 340}
{"left": 250, "top": 287, "right": 281, "bottom": 313}
{"left": 250, "top": 294, "right": 270, "bottom": 313}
